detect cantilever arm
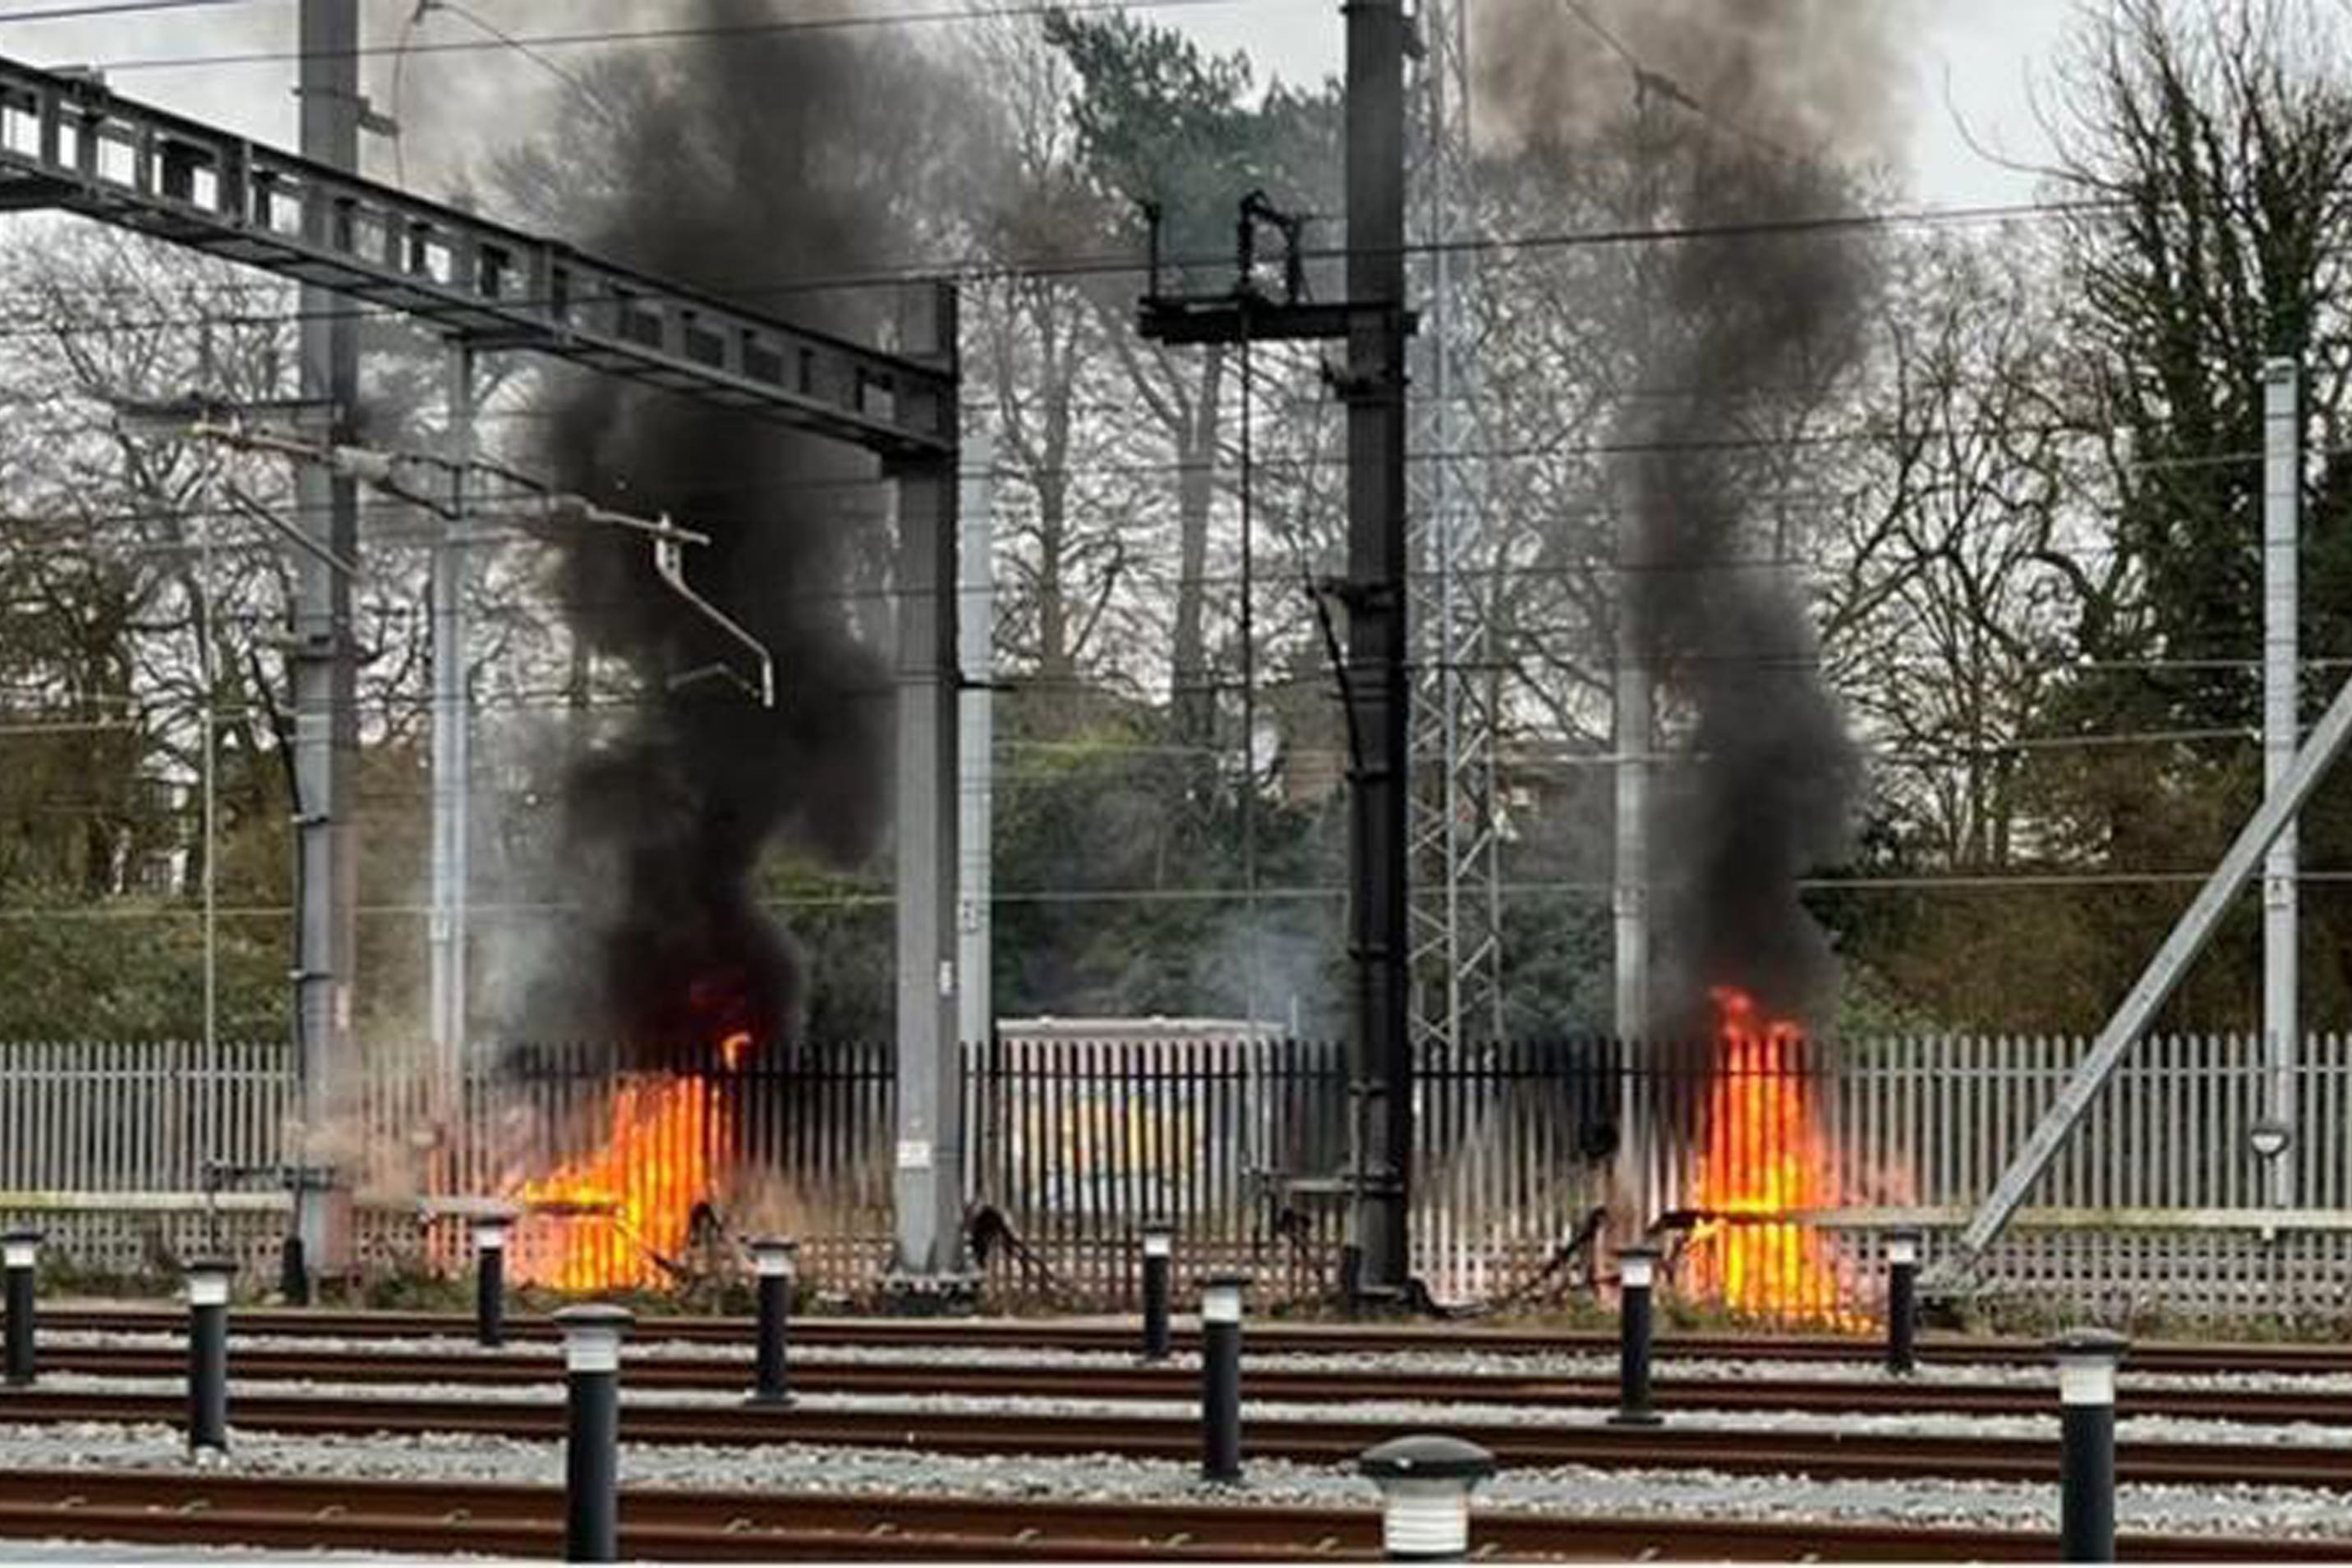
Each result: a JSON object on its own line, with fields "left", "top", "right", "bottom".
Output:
{"left": 150, "top": 409, "right": 769, "bottom": 706}
{"left": 653, "top": 531, "right": 776, "bottom": 710}
{"left": 219, "top": 481, "right": 363, "bottom": 582}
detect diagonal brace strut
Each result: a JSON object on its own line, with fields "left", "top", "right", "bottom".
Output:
{"left": 1953, "top": 667, "right": 2352, "bottom": 1264}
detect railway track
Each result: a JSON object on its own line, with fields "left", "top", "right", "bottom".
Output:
{"left": 0, "top": 1383, "right": 2342, "bottom": 1490}
{"left": 0, "top": 1466, "right": 2331, "bottom": 1562}
{"left": 25, "top": 1342, "right": 2352, "bottom": 1426}
{"left": 38, "top": 1304, "right": 2352, "bottom": 1377}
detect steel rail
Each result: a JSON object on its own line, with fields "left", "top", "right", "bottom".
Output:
{"left": 25, "top": 1343, "right": 2352, "bottom": 1427}
{"left": 0, "top": 1386, "right": 2343, "bottom": 1490}
{"left": 0, "top": 1466, "right": 2331, "bottom": 1563}
{"left": 33, "top": 1306, "right": 2352, "bottom": 1376}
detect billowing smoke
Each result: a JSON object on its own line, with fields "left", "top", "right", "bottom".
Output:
{"left": 1475, "top": 1, "right": 1904, "bottom": 1030}
{"left": 498, "top": 1, "right": 986, "bottom": 1063}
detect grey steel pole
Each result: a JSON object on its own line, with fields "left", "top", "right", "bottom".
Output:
{"left": 1613, "top": 501, "right": 1653, "bottom": 1229}
{"left": 472, "top": 1214, "right": 510, "bottom": 1349}
{"left": 1359, "top": 1434, "right": 1497, "bottom": 1561}
{"left": 1342, "top": 0, "right": 1415, "bottom": 1305}
{"left": 430, "top": 340, "right": 475, "bottom": 1087}
{"left": 957, "top": 440, "right": 996, "bottom": 1065}
{"left": 185, "top": 1259, "right": 235, "bottom": 1453}
{"left": 555, "top": 1304, "right": 632, "bottom": 1563}
{"left": 2054, "top": 1329, "right": 2128, "bottom": 1564}
{"left": 1612, "top": 609, "right": 1652, "bottom": 1050}
{"left": 886, "top": 284, "right": 967, "bottom": 1299}
{"left": 2, "top": 1231, "right": 39, "bottom": 1386}
{"left": 1139, "top": 1221, "right": 1174, "bottom": 1362}
{"left": 747, "top": 1237, "right": 796, "bottom": 1406}
{"left": 1199, "top": 1273, "right": 1250, "bottom": 1483}
{"left": 2262, "top": 355, "right": 2301, "bottom": 1211}
{"left": 292, "top": 0, "right": 362, "bottom": 1285}
{"left": 1609, "top": 1245, "right": 1661, "bottom": 1426}
{"left": 1884, "top": 1230, "right": 1920, "bottom": 1376}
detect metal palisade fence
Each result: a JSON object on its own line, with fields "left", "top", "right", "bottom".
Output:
{"left": 0, "top": 1029, "right": 2347, "bottom": 1318}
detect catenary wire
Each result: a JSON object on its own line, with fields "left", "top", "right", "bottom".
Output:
{"left": 41, "top": 0, "right": 1296, "bottom": 74}
{"left": 19, "top": 863, "right": 2352, "bottom": 922}
{"left": 0, "top": 197, "right": 2132, "bottom": 343}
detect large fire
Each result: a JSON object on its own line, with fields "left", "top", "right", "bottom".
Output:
{"left": 1685, "top": 986, "right": 1849, "bottom": 1324}
{"left": 509, "top": 1033, "right": 744, "bottom": 1291}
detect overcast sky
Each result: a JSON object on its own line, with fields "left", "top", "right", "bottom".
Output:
{"left": 0, "top": 0, "right": 2078, "bottom": 209}
{"left": 1173, "top": 0, "right": 2077, "bottom": 208}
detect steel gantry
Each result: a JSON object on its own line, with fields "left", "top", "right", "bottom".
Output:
{"left": 0, "top": 53, "right": 969, "bottom": 1290}
{"left": 0, "top": 62, "right": 951, "bottom": 448}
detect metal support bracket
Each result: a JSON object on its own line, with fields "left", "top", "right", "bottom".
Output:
{"left": 652, "top": 532, "right": 776, "bottom": 710}
{"left": 1948, "top": 664, "right": 2352, "bottom": 1271}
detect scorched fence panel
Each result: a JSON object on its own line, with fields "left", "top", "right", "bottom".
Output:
{"left": 0, "top": 1032, "right": 2346, "bottom": 1317}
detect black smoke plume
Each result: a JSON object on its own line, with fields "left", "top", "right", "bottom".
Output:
{"left": 1475, "top": 0, "right": 1899, "bottom": 1030}
{"left": 499, "top": 1, "right": 984, "bottom": 1064}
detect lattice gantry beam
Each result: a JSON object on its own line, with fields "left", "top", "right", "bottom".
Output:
{"left": 0, "top": 53, "right": 954, "bottom": 457}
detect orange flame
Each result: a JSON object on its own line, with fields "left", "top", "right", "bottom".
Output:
{"left": 1687, "top": 986, "right": 1850, "bottom": 1324}
{"left": 512, "top": 1072, "right": 731, "bottom": 1292}
{"left": 719, "top": 1031, "right": 752, "bottom": 1072}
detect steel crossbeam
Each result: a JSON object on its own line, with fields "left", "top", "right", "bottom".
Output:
{"left": 0, "top": 53, "right": 953, "bottom": 456}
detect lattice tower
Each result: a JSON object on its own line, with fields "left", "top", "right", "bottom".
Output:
{"left": 1406, "top": 0, "right": 1508, "bottom": 1057}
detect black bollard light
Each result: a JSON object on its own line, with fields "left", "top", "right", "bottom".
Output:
{"left": 1609, "top": 1244, "right": 1663, "bottom": 1427}
{"left": 746, "top": 1236, "right": 797, "bottom": 1407}
{"left": 1199, "top": 1271, "right": 1250, "bottom": 1484}
{"left": 278, "top": 1231, "right": 307, "bottom": 1307}
{"left": 472, "top": 1211, "right": 513, "bottom": 1349}
{"left": 1884, "top": 1230, "right": 1921, "bottom": 1376}
{"left": 1139, "top": 1219, "right": 1174, "bottom": 1363}
{"left": 2053, "top": 1328, "right": 2129, "bottom": 1564}
{"left": 2, "top": 1230, "right": 40, "bottom": 1387}
{"left": 555, "top": 1303, "right": 633, "bottom": 1563}
{"left": 184, "top": 1258, "right": 236, "bottom": 1454}
{"left": 1359, "top": 1434, "right": 1498, "bottom": 1561}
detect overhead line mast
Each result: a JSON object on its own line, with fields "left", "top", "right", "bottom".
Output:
{"left": 288, "top": 0, "right": 361, "bottom": 1291}
{"left": 1408, "top": 0, "right": 1507, "bottom": 1065}
{"left": 1138, "top": 0, "right": 1417, "bottom": 1305}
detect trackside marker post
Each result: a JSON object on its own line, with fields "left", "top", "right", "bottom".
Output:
{"left": 1199, "top": 1271, "right": 1250, "bottom": 1483}
{"left": 556, "top": 1303, "right": 633, "bottom": 1562}
{"left": 2, "top": 1230, "right": 39, "bottom": 1386}
{"left": 1609, "top": 1244, "right": 1663, "bottom": 1426}
{"left": 472, "top": 1212, "right": 512, "bottom": 1348}
{"left": 1139, "top": 1220, "right": 1174, "bottom": 1362}
{"left": 184, "top": 1258, "right": 235, "bottom": 1453}
{"left": 748, "top": 1236, "right": 797, "bottom": 1406}
{"left": 2054, "top": 1328, "right": 2129, "bottom": 1564}
{"left": 1885, "top": 1230, "right": 1921, "bottom": 1375}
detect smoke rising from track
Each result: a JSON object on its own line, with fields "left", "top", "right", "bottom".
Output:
{"left": 499, "top": 0, "right": 984, "bottom": 1062}
{"left": 1475, "top": 0, "right": 1903, "bottom": 1031}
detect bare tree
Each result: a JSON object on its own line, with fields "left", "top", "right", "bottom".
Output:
{"left": 1820, "top": 231, "right": 2079, "bottom": 870}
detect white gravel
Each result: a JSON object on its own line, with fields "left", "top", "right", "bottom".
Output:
{"left": 0, "top": 1422, "right": 2339, "bottom": 1543}
{"left": 47, "top": 1329, "right": 2352, "bottom": 1397}
{"left": 29, "top": 1371, "right": 2352, "bottom": 1451}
